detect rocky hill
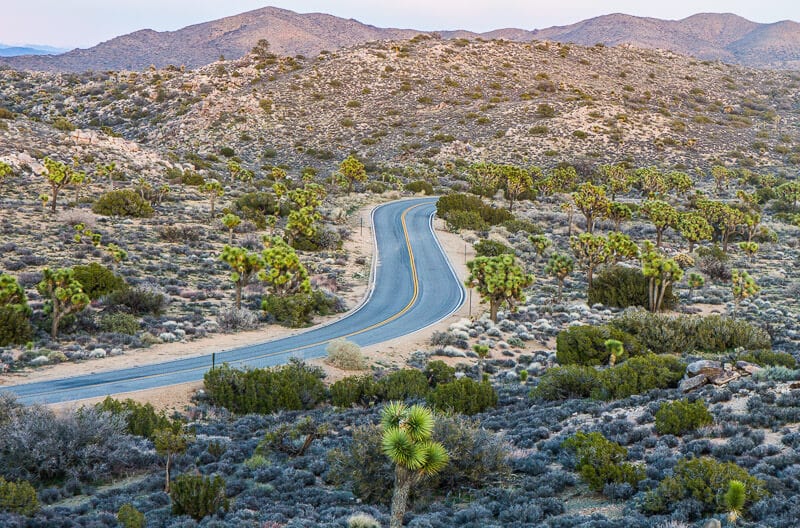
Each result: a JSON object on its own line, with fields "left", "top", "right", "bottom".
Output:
{"left": 1, "top": 8, "right": 798, "bottom": 72}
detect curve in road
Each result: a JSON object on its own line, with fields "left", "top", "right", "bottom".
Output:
{"left": 5, "top": 197, "right": 465, "bottom": 404}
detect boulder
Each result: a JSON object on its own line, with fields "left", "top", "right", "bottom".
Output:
{"left": 687, "top": 360, "right": 724, "bottom": 378}
{"left": 709, "top": 370, "right": 740, "bottom": 385}
{"left": 735, "top": 361, "right": 764, "bottom": 375}
{"left": 702, "top": 519, "right": 722, "bottom": 528}
{"left": 680, "top": 374, "right": 708, "bottom": 392}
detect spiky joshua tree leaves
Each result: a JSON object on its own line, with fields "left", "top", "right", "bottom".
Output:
{"left": 640, "top": 199, "right": 678, "bottom": 248}
{"left": 219, "top": 246, "right": 265, "bottom": 309}
{"left": 731, "top": 269, "right": 759, "bottom": 314}
{"left": 572, "top": 182, "right": 610, "bottom": 234}
{"left": 37, "top": 268, "right": 90, "bottom": 339}
{"left": 466, "top": 254, "right": 534, "bottom": 323}
{"left": 381, "top": 402, "right": 448, "bottom": 528}
{"left": 337, "top": 155, "right": 367, "bottom": 193}
{"left": 221, "top": 213, "right": 241, "bottom": 244}
{"left": 545, "top": 253, "right": 573, "bottom": 301}
{"left": 43, "top": 157, "right": 83, "bottom": 213}
{"left": 570, "top": 233, "right": 609, "bottom": 289}
{"left": 260, "top": 236, "right": 311, "bottom": 297}
{"left": 725, "top": 479, "right": 746, "bottom": 524}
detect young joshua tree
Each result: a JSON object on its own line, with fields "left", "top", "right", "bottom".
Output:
{"left": 545, "top": 253, "right": 574, "bottom": 301}
{"left": 219, "top": 246, "right": 265, "bottom": 310}
{"left": 221, "top": 213, "right": 241, "bottom": 244}
{"left": 572, "top": 182, "right": 610, "bottom": 234}
{"left": 37, "top": 268, "right": 90, "bottom": 339}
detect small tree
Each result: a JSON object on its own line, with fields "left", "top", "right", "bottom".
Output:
{"left": 468, "top": 162, "right": 500, "bottom": 197}
{"left": 36, "top": 268, "right": 90, "bottom": 339}
{"left": 337, "top": 155, "right": 367, "bottom": 193}
{"left": 604, "top": 339, "right": 623, "bottom": 367}
{"left": 596, "top": 164, "right": 630, "bottom": 201}
{"left": 570, "top": 233, "right": 609, "bottom": 288}
{"left": 465, "top": 255, "right": 534, "bottom": 322}
{"left": 43, "top": 157, "right": 81, "bottom": 213}
{"left": 500, "top": 165, "right": 533, "bottom": 212}
{"left": 221, "top": 213, "right": 241, "bottom": 244}
{"left": 260, "top": 236, "right": 311, "bottom": 296}
{"left": 641, "top": 241, "right": 683, "bottom": 312}
{"left": 687, "top": 272, "right": 705, "bottom": 297}
{"left": 572, "top": 182, "right": 610, "bottom": 234}
{"left": 776, "top": 181, "right": 800, "bottom": 213}
{"left": 0, "top": 161, "right": 13, "bottom": 182}
{"left": 381, "top": 402, "right": 448, "bottom": 528}
{"left": 640, "top": 199, "right": 678, "bottom": 248}
{"left": 560, "top": 201, "right": 575, "bottom": 237}
{"left": 725, "top": 480, "right": 746, "bottom": 524}
{"left": 545, "top": 253, "right": 573, "bottom": 300}
{"left": 201, "top": 179, "right": 224, "bottom": 217}
{"left": 677, "top": 212, "right": 713, "bottom": 253}
{"left": 711, "top": 164, "right": 732, "bottom": 193}
{"left": 473, "top": 344, "right": 489, "bottom": 378}
{"left": 738, "top": 241, "right": 758, "bottom": 264}
{"left": 220, "top": 246, "right": 265, "bottom": 309}
{"left": 731, "top": 269, "right": 759, "bottom": 313}
{"left": 528, "top": 234, "right": 551, "bottom": 260}
{"left": 606, "top": 232, "right": 640, "bottom": 264}
{"left": 607, "top": 202, "right": 632, "bottom": 231}
{"left": 154, "top": 427, "right": 191, "bottom": 493}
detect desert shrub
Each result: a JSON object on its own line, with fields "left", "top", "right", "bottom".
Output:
{"left": 330, "top": 375, "right": 379, "bottom": 407}
{"left": 158, "top": 225, "right": 201, "bottom": 243}
{"left": 217, "top": 307, "right": 259, "bottom": 331}
{"left": 654, "top": 399, "right": 713, "bottom": 435}
{"left": 556, "top": 325, "right": 643, "bottom": 366}
{"left": 0, "top": 477, "right": 38, "bottom": 516}
{"left": 170, "top": 473, "right": 229, "bottom": 521}
{"left": 92, "top": 189, "right": 153, "bottom": 218}
{"left": 530, "top": 365, "right": 601, "bottom": 401}
{"left": 588, "top": 266, "right": 675, "bottom": 310}
{"left": 262, "top": 290, "right": 340, "bottom": 327}
{"left": 106, "top": 285, "right": 167, "bottom": 316}
{"left": 0, "top": 306, "right": 32, "bottom": 346}
{"left": 643, "top": 457, "right": 768, "bottom": 517}
{"left": 325, "top": 339, "right": 368, "bottom": 370}
{"left": 694, "top": 315, "right": 771, "bottom": 353}
{"left": 428, "top": 378, "right": 498, "bottom": 415}
{"left": 424, "top": 360, "right": 456, "bottom": 387}
{"left": 377, "top": 369, "right": 430, "bottom": 401}
{"left": 234, "top": 191, "right": 283, "bottom": 228}
{"left": 436, "top": 193, "right": 512, "bottom": 231}
{"left": 99, "top": 312, "right": 140, "bottom": 335}
{"left": 474, "top": 239, "right": 514, "bottom": 257}
{"left": 96, "top": 397, "right": 178, "bottom": 440}
{"left": 405, "top": 180, "right": 434, "bottom": 195}
{"left": 203, "top": 360, "right": 326, "bottom": 414}
{"left": 593, "top": 354, "right": 686, "bottom": 400}
{"left": 348, "top": 513, "right": 381, "bottom": 528}
{"left": 445, "top": 209, "right": 489, "bottom": 231}
{"left": 71, "top": 263, "right": 127, "bottom": 300}
{"left": 737, "top": 349, "right": 796, "bottom": 368}
{"left": 502, "top": 218, "right": 540, "bottom": 234}
{"left": 117, "top": 503, "right": 145, "bottom": 528}
{"left": 562, "top": 431, "right": 645, "bottom": 492}
{"left": 328, "top": 415, "right": 509, "bottom": 504}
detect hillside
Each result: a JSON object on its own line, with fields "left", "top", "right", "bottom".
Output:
{"left": 1, "top": 8, "right": 799, "bottom": 72}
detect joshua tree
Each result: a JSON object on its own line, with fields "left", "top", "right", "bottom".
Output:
{"left": 725, "top": 480, "right": 746, "bottom": 524}
{"left": 43, "top": 157, "right": 82, "bottom": 213}
{"left": 500, "top": 164, "right": 533, "bottom": 212}
{"left": 219, "top": 246, "right": 265, "bottom": 310}
{"left": 36, "top": 268, "right": 90, "bottom": 339}
{"left": 570, "top": 233, "right": 609, "bottom": 288}
{"left": 466, "top": 254, "right": 534, "bottom": 322}
{"left": 528, "top": 234, "right": 551, "bottom": 261}
{"left": 606, "top": 232, "right": 640, "bottom": 265}
{"left": 641, "top": 241, "right": 683, "bottom": 312}
{"left": 687, "top": 272, "right": 705, "bottom": 297}
{"left": 738, "top": 241, "right": 759, "bottom": 264}
{"left": 473, "top": 344, "right": 490, "bottom": 378}
{"left": 468, "top": 162, "right": 501, "bottom": 197}
{"left": 607, "top": 202, "right": 632, "bottom": 231}
{"left": 0, "top": 161, "right": 13, "bottom": 182}
{"left": 201, "top": 179, "right": 224, "bottom": 217}
{"left": 677, "top": 212, "right": 713, "bottom": 253}
{"left": 336, "top": 155, "right": 367, "bottom": 193}
{"left": 154, "top": 428, "right": 191, "bottom": 493}
{"left": 640, "top": 199, "right": 678, "bottom": 248}
{"left": 572, "top": 182, "right": 610, "bottom": 234}
{"left": 711, "top": 164, "right": 732, "bottom": 193}
{"left": 221, "top": 213, "right": 241, "bottom": 244}
{"left": 595, "top": 163, "right": 630, "bottom": 201}
{"left": 731, "top": 269, "right": 759, "bottom": 314}
{"left": 545, "top": 253, "right": 573, "bottom": 300}
{"left": 381, "top": 402, "right": 448, "bottom": 528}
{"left": 604, "top": 339, "right": 623, "bottom": 367}
{"left": 260, "top": 236, "right": 311, "bottom": 297}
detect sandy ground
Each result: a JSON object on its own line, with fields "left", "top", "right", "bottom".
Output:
{"left": 11, "top": 198, "right": 477, "bottom": 413}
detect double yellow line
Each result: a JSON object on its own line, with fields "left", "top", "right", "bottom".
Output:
{"left": 27, "top": 202, "right": 425, "bottom": 401}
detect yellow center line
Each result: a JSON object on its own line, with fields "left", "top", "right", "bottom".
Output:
{"left": 29, "top": 202, "right": 426, "bottom": 399}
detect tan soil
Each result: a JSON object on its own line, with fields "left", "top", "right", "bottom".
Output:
{"left": 6, "top": 198, "right": 474, "bottom": 413}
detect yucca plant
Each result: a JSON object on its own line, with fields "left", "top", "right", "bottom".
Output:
{"left": 381, "top": 402, "right": 448, "bottom": 528}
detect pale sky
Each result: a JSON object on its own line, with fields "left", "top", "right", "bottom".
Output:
{"left": 1, "top": 0, "right": 798, "bottom": 49}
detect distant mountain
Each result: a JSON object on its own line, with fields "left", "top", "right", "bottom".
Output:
{"left": 0, "top": 44, "right": 66, "bottom": 57}
{"left": 0, "top": 8, "right": 797, "bottom": 71}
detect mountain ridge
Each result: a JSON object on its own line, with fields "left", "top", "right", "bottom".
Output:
{"left": 0, "top": 8, "right": 797, "bottom": 71}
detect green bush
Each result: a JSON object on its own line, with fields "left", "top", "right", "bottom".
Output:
{"left": 588, "top": 266, "right": 676, "bottom": 310}
{"left": 106, "top": 286, "right": 167, "bottom": 316}
{"left": 556, "top": 325, "right": 643, "bottom": 366}
{"left": 562, "top": 432, "right": 645, "bottom": 492}
{"left": 737, "top": 349, "right": 796, "bottom": 368}
{"left": 92, "top": 189, "right": 154, "bottom": 218}
{"left": 330, "top": 375, "right": 379, "bottom": 407}
{"left": 609, "top": 309, "right": 770, "bottom": 355}
{"left": 474, "top": 239, "right": 514, "bottom": 257}
{"left": 424, "top": 360, "right": 456, "bottom": 387}
{"left": 0, "top": 476, "right": 39, "bottom": 516}
{"left": 502, "top": 218, "right": 540, "bottom": 234}
{"left": 593, "top": 354, "right": 685, "bottom": 400}
{"left": 99, "top": 312, "right": 140, "bottom": 335}
{"left": 170, "top": 474, "right": 229, "bottom": 521}
{"left": 203, "top": 360, "right": 326, "bottom": 414}
{"left": 117, "top": 503, "right": 145, "bottom": 528}
{"left": 445, "top": 210, "right": 488, "bottom": 231}
{"left": 530, "top": 365, "right": 601, "bottom": 401}
{"left": 0, "top": 306, "right": 32, "bottom": 346}
{"left": 377, "top": 369, "right": 430, "bottom": 401}
{"left": 654, "top": 399, "right": 713, "bottom": 435}
{"left": 436, "top": 193, "right": 512, "bottom": 231}
{"left": 643, "top": 457, "right": 768, "bottom": 517}
{"left": 428, "top": 378, "right": 498, "bottom": 415}
{"left": 72, "top": 262, "right": 126, "bottom": 300}
{"left": 96, "top": 397, "right": 178, "bottom": 440}
{"left": 405, "top": 180, "right": 434, "bottom": 195}
{"left": 262, "top": 290, "right": 340, "bottom": 328}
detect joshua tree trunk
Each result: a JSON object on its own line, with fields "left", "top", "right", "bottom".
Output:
{"left": 235, "top": 283, "right": 242, "bottom": 310}
{"left": 164, "top": 455, "right": 171, "bottom": 493}
{"left": 489, "top": 299, "right": 500, "bottom": 323}
{"left": 50, "top": 312, "right": 62, "bottom": 339}
{"left": 390, "top": 471, "right": 414, "bottom": 528}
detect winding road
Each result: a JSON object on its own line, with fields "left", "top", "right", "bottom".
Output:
{"left": 5, "top": 198, "right": 465, "bottom": 405}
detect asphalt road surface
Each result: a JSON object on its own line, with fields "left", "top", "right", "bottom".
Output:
{"left": 5, "top": 197, "right": 465, "bottom": 404}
